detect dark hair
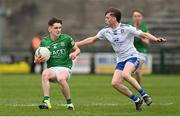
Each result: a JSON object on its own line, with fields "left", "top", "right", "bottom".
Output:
{"left": 48, "top": 17, "right": 62, "bottom": 26}
{"left": 132, "top": 9, "right": 144, "bottom": 16}
{"left": 105, "top": 8, "right": 121, "bottom": 22}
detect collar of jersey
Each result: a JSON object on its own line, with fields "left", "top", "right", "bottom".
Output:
{"left": 49, "top": 35, "right": 61, "bottom": 41}
{"left": 111, "top": 23, "right": 121, "bottom": 31}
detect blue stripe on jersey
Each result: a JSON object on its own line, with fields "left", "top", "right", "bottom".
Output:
{"left": 120, "top": 23, "right": 130, "bottom": 27}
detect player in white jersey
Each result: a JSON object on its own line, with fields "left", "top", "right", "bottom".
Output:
{"left": 97, "top": 23, "right": 140, "bottom": 62}
{"left": 76, "top": 8, "right": 166, "bottom": 111}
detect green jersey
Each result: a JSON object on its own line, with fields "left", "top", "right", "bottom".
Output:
{"left": 40, "top": 34, "right": 75, "bottom": 69}
{"left": 128, "top": 21, "right": 149, "bottom": 53}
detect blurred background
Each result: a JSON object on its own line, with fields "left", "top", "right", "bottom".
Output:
{"left": 0, "top": 0, "right": 180, "bottom": 74}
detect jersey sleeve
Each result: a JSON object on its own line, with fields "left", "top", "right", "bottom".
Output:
{"left": 96, "top": 28, "right": 106, "bottom": 40}
{"left": 68, "top": 36, "right": 75, "bottom": 49}
{"left": 40, "top": 39, "right": 45, "bottom": 47}
{"left": 128, "top": 25, "right": 143, "bottom": 37}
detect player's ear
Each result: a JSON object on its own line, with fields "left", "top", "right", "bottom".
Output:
{"left": 112, "top": 16, "right": 117, "bottom": 22}
{"left": 48, "top": 26, "right": 52, "bottom": 33}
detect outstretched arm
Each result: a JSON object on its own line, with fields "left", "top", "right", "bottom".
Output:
{"left": 76, "top": 36, "right": 98, "bottom": 47}
{"left": 139, "top": 36, "right": 150, "bottom": 45}
{"left": 139, "top": 32, "right": 166, "bottom": 42}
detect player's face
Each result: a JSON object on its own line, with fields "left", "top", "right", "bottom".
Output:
{"left": 105, "top": 13, "right": 116, "bottom": 26}
{"left": 133, "top": 12, "right": 143, "bottom": 24}
{"left": 49, "top": 23, "right": 62, "bottom": 38}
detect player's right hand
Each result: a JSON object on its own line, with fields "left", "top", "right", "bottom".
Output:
{"left": 34, "top": 55, "right": 45, "bottom": 63}
{"left": 156, "top": 37, "right": 166, "bottom": 42}
{"left": 69, "top": 52, "right": 77, "bottom": 60}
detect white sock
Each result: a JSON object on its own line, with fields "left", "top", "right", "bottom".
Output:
{"left": 142, "top": 94, "right": 148, "bottom": 98}
{"left": 135, "top": 97, "right": 140, "bottom": 103}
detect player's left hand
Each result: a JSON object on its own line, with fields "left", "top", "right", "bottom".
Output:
{"left": 69, "top": 53, "right": 77, "bottom": 60}
{"left": 156, "top": 37, "right": 166, "bottom": 42}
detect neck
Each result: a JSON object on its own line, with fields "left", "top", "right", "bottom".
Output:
{"left": 111, "top": 22, "right": 119, "bottom": 29}
{"left": 50, "top": 34, "right": 59, "bottom": 40}
{"left": 134, "top": 22, "right": 141, "bottom": 27}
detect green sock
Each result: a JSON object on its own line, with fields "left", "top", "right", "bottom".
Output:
{"left": 66, "top": 99, "right": 72, "bottom": 104}
{"left": 43, "top": 96, "right": 50, "bottom": 101}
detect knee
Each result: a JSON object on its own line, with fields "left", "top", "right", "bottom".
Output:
{"left": 112, "top": 80, "right": 120, "bottom": 88}
{"left": 112, "top": 80, "right": 125, "bottom": 90}
{"left": 121, "top": 72, "right": 131, "bottom": 80}
{"left": 58, "top": 77, "right": 67, "bottom": 85}
{"left": 59, "top": 79, "right": 68, "bottom": 87}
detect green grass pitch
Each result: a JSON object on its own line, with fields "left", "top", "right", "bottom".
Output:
{"left": 0, "top": 74, "right": 180, "bottom": 116}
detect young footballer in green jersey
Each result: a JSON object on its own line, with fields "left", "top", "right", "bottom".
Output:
{"left": 34, "top": 17, "right": 80, "bottom": 110}
{"left": 128, "top": 9, "right": 149, "bottom": 85}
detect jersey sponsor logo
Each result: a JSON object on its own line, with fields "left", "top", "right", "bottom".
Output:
{"left": 52, "top": 49, "right": 66, "bottom": 57}
{"left": 113, "top": 38, "right": 119, "bottom": 42}
{"left": 112, "top": 37, "right": 123, "bottom": 46}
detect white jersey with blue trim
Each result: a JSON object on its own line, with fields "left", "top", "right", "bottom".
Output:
{"left": 96, "top": 23, "right": 142, "bottom": 63}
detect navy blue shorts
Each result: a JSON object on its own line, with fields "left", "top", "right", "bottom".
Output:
{"left": 116, "top": 57, "right": 140, "bottom": 71}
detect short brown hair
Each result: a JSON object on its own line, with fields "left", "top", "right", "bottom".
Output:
{"left": 105, "top": 8, "right": 121, "bottom": 23}
{"left": 48, "top": 17, "right": 62, "bottom": 26}
{"left": 132, "top": 9, "right": 144, "bottom": 16}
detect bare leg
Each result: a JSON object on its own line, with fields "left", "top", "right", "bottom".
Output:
{"left": 41, "top": 69, "right": 56, "bottom": 96}
{"left": 57, "top": 70, "right": 71, "bottom": 100}
{"left": 112, "top": 68, "right": 143, "bottom": 111}
{"left": 57, "top": 70, "right": 75, "bottom": 110}
{"left": 122, "top": 62, "right": 142, "bottom": 91}
{"left": 135, "top": 60, "right": 144, "bottom": 85}
{"left": 111, "top": 70, "right": 133, "bottom": 97}
{"left": 135, "top": 69, "right": 142, "bottom": 85}
{"left": 116, "top": 62, "right": 145, "bottom": 111}
{"left": 39, "top": 69, "right": 56, "bottom": 109}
